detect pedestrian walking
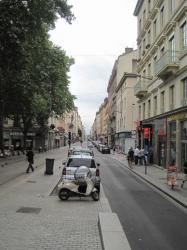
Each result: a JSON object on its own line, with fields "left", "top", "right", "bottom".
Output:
{"left": 127, "top": 147, "right": 134, "bottom": 168}
{"left": 134, "top": 146, "right": 139, "bottom": 165}
{"left": 181, "top": 161, "right": 187, "bottom": 188}
{"left": 138, "top": 147, "right": 145, "bottom": 165}
{"left": 68, "top": 139, "right": 71, "bottom": 148}
{"left": 113, "top": 145, "right": 116, "bottom": 154}
{"left": 26, "top": 148, "right": 34, "bottom": 173}
{"left": 142, "top": 147, "right": 148, "bottom": 166}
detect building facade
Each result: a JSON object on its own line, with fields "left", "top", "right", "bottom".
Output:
{"left": 107, "top": 61, "right": 118, "bottom": 147}
{"left": 134, "top": 0, "right": 187, "bottom": 170}
{"left": 115, "top": 48, "right": 138, "bottom": 153}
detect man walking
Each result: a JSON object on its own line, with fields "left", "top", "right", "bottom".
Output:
{"left": 26, "top": 148, "right": 34, "bottom": 173}
{"left": 181, "top": 161, "right": 187, "bottom": 188}
{"left": 134, "top": 146, "right": 139, "bottom": 165}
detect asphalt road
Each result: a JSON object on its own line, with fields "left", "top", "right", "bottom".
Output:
{"left": 94, "top": 150, "right": 187, "bottom": 250}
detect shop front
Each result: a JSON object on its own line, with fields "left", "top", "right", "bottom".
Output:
{"left": 181, "top": 120, "right": 187, "bottom": 169}
{"left": 167, "top": 111, "right": 187, "bottom": 172}
{"left": 154, "top": 118, "right": 167, "bottom": 167}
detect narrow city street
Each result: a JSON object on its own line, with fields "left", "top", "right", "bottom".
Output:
{"left": 94, "top": 149, "right": 187, "bottom": 250}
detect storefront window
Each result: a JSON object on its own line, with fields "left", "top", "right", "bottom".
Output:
{"left": 181, "top": 121, "right": 187, "bottom": 168}
{"left": 169, "top": 121, "right": 176, "bottom": 163}
{"left": 181, "top": 121, "right": 187, "bottom": 140}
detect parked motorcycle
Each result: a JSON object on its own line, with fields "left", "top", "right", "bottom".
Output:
{"left": 57, "top": 166, "right": 99, "bottom": 201}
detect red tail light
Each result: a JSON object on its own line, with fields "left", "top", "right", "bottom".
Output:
{"left": 96, "top": 168, "right": 100, "bottom": 176}
{"left": 62, "top": 167, "right": 66, "bottom": 175}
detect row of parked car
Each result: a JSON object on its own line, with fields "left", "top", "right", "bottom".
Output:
{"left": 61, "top": 146, "right": 100, "bottom": 193}
{"left": 91, "top": 141, "right": 111, "bottom": 154}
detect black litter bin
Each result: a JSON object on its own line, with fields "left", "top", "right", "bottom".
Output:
{"left": 45, "top": 158, "right": 54, "bottom": 175}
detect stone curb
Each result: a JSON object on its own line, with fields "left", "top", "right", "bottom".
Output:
{"left": 98, "top": 212, "right": 131, "bottom": 250}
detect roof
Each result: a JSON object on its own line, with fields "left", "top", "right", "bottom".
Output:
{"left": 68, "top": 155, "right": 93, "bottom": 159}
{"left": 134, "top": 0, "right": 143, "bottom": 16}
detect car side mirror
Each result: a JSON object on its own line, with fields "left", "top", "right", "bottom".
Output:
{"left": 97, "top": 163, "right": 100, "bottom": 166}
{"left": 62, "top": 161, "right": 66, "bottom": 165}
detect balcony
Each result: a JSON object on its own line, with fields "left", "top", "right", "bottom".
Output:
{"left": 134, "top": 80, "right": 148, "bottom": 98}
{"left": 155, "top": 50, "right": 180, "bottom": 80}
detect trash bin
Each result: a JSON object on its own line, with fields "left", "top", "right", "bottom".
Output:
{"left": 45, "top": 158, "right": 54, "bottom": 175}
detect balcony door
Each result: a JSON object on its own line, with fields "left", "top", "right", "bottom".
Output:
{"left": 169, "top": 36, "right": 176, "bottom": 62}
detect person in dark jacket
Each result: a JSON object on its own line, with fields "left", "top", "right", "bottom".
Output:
{"left": 26, "top": 148, "right": 34, "bottom": 173}
{"left": 181, "top": 161, "right": 187, "bottom": 188}
{"left": 127, "top": 147, "right": 134, "bottom": 168}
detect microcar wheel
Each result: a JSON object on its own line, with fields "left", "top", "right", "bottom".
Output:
{"left": 58, "top": 189, "right": 70, "bottom": 201}
{"left": 91, "top": 191, "right": 99, "bottom": 201}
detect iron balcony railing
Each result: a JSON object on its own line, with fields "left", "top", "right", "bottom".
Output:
{"left": 154, "top": 50, "right": 180, "bottom": 75}
{"left": 134, "top": 80, "right": 148, "bottom": 97}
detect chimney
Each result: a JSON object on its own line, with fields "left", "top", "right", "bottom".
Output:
{"left": 125, "top": 47, "right": 133, "bottom": 54}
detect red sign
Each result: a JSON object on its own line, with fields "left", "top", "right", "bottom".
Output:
{"left": 143, "top": 128, "right": 150, "bottom": 138}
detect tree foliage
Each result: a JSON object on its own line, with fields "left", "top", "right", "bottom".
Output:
{"left": 0, "top": 0, "right": 76, "bottom": 150}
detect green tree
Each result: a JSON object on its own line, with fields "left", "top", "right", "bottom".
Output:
{"left": 0, "top": 0, "right": 75, "bottom": 151}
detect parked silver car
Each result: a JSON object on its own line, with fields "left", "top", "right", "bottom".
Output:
{"left": 62, "top": 155, "right": 100, "bottom": 193}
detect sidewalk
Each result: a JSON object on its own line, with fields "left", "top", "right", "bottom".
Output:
{"left": 111, "top": 152, "right": 187, "bottom": 209}
{"left": 0, "top": 147, "right": 112, "bottom": 250}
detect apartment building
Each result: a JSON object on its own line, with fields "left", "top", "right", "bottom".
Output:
{"left": 115, "top": 48, "right": 138, "bottom": 153}
{"left": 134, "top": 0, "right": 187, "bottom": 169}
{"left": 107, "top": 61, "right": 118, "bottom": 147}
{"left": 91, "top": 98, "right": 108, "bottom": 143}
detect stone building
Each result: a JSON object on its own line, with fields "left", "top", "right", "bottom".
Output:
{"left": 134, "top": 0, "right": 187, "bottom": 169}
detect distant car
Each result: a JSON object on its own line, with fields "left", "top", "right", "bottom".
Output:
{"left": 99, "top": 145, "right": 110, "bottom": 154}
{"left": 62, "top": 155, "right": 100, "bottom": 192}
{"left": 68, "top": 147, "right": 94, "bottom": 157}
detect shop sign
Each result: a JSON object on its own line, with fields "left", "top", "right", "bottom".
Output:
{"left": 10, "top": 132, "right": 23, "bottom": 136}
{"left": 143, "top": 128, "right": 150, "bottom": 138}
{"left": 10, "top": 132, "right": 35, "bottom": 136}
{"left": 27, "top": 132, "right": 35, "bottom": 136}
{"left": 168, "top": 112, "right": 187, "bottom": 121}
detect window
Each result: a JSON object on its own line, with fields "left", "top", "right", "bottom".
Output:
{"left": 181, "top": 21, "right": 187, "bottom": 50}
{"left": 169, "top": 0, "right": 175, "bottom": 14}
{"left": 148, "top": 63, "right": 151, "bottom": 77}
{"left": 143, "top": 103, "right": 146, "bottom": 119}
{"left": 148, "top": 0, "right": 151, "bottom": 13}
{"left": 143, "top": 69, "right": 146, "bottom": 77}
{"left": 139, "top": 105, "right": 141, "bottom": 120}
{"left": 169, "top": 36, "right": 176, "bottom": 61}
{"left": 169, "top": 85, "right": 175, "bottom": 109}
{"left": 160, "top": 91, "right": 165, "bottom": 113}
{"left": 139, "top": 45, "right": 142, "bottom": 58}
{"left": 182, "top": 78, "right": 187, "bottom": 100}
{"left": 143, "top": 9, "right": 146, "bottom": 24}
{"left": 143, "top": 38, "right": 146, "bottom": 54}
{"left": 161, "top": 46, "right": 165, "bottom": 55}
{"left": 160, "top": 6, "right": 165, "bottom": 28}
{"left": 153, "top": 55, "right": 157, "bottom": 75}
{"left": 148, "top": 100, "right": 151, "bottom": 117}
{"left": 153, "top": 19, "right": 157, "bottom": 37}
{"left": 147, "top": 30, "right": 151, "bottom": 45}
{"left": 154, "top": 96, "right": 157, "bottom": 115}
{"left": 139, "top": 19, "right": 142, "bottom": 33}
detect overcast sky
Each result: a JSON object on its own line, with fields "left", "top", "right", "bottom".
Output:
{"left": 50, "top": 0, "right": 138, "bottom": 134}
